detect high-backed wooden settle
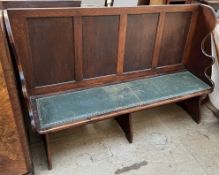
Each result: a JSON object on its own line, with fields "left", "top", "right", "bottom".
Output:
{"left": 4, "top": 4, "right": 217, "bottom": 169}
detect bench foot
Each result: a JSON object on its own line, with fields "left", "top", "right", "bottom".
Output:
{"left": 115, "top": 113, "right": 133, "bottom": 143}
{"left": 43, "top": 134, "right": 52, "bottom": 170}
{"left": 177, "top": 96, "right": 202, "bottom": 123}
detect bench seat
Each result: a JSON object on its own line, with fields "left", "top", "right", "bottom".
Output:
{"left": 36, "top": 71, "right": 210, "bottom": 131}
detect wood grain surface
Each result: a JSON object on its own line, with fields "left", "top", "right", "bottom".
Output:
{"left": 0, "top": 10, "right": 32, "bottom": 175}
{"left": 0, "top": 61, "right": 27, "bottom": 175}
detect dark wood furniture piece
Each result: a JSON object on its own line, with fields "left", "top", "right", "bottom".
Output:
{"left": 138, "top": 0, "right": 192, "bottom": 4}
{"left": 167, "top": 0, "right": 192, "bottom": 4}
{"left": 0, "top": 0, "right": 81, "bottom": 8}
{"left": 138, "top": 0, "right": 150, "bottom": 5}
{"left": 200, "top": 0, "right": 219, "bottom": 9}
{"left": 4, "top": 4, "right": 216, "bottom": 169}
{"left": 138, "top": 0, "right": 165, "bottom": 5}
{"left": 0, "top": 10, "right": 32, "bottom": 175}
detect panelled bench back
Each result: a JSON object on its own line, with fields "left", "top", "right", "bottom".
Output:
{"left": 4, "top": 4, "right": 217, "bottom": 169}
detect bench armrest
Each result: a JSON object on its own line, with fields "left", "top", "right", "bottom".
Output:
{"left": 186, "top": 4, "right": 217, "bottom": 89}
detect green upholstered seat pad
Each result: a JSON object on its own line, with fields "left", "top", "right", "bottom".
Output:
{"left": 36, "top": 71, "right": 210, "bottom": 130}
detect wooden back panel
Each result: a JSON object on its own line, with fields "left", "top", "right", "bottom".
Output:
{"left": 4, "top": 5, "right": 216, "bottom": 97}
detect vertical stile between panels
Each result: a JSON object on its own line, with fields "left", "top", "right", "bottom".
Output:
{"left": 74, "top": 16, "right": 83, "bottom": 81}
{"left": 152, "top": 12, "right": 166, "bottom": 68}
{"left": 117, "top": 14, "right": 127, "bottom": 75}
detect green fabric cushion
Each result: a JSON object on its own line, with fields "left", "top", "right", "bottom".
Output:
{"left": 36, "top": 71, "right": 210, "bottom": 130}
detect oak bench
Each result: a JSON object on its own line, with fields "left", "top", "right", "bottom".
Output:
{"left": 4, "top": 4, "right": 216, "bottom": 169}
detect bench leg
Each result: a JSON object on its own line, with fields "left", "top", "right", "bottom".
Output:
{"left": 115, "top": 113, "right": 133, "bottom": 143}
{"left": 177, "top": 96, "right": 202, "bottom": 123}
{"left": 43, "top": 134, "right": 52, "bottom": 170}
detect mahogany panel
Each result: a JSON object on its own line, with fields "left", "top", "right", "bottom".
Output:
{"left": 82, "top": 16, "right": 119, "bottom": 78}
{"left": 124, "top": 13, "right": 159, "bottom": 72}
{"left": 27, "top": 17, "right": 75, "bottom": 87}
{"left": 158, "top": 12, "right": 192, "bottom": 66}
